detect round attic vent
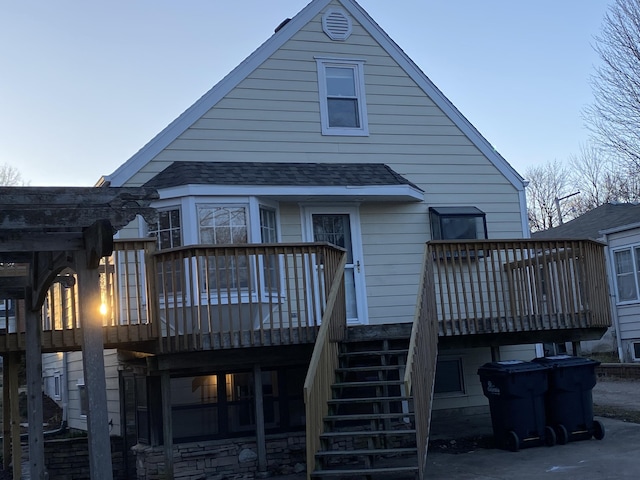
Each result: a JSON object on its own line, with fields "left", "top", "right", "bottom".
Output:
{"left": 322, "top": 9, "right": 352, "bottom": 41}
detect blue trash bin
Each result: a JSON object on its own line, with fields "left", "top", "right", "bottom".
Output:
{"left": 478, "top": 360, "right": 556, "bottom": 451}
{"left": 532, "top": 355, "right": 604, "bottom": 444}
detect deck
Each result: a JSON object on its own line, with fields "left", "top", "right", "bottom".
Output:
{"left": 0, "top": 238, "right": 611, "bottom": 354}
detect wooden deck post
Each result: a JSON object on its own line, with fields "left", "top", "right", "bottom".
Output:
{"left": 491, "top": 346, "right": 501, "bottom": 362}
{"left": 2, "top": 352, "right": 21, "bottom": 476}
{"left": 25, "top": 291, "right": 46, "bottom": 480}
{"left": 161, "top": 372, "right": 174, "bottom": 479}
{"left": 8, "top": 352, "right": 21, "bottom": 480}
{"left": 253, "top": 364, "right": 267, "bottom": 473}
{"left": 77, "top": 250, "right": 114, "bottom": 480}
{"left": 2, "top": 354, "right": 10, "bottom": 471}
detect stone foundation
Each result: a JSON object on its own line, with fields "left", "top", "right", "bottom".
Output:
{"left": 132, "top": 432, "right": 306, "bottom": 480}
{"left": 44, "top": 435, "right": 130, "bottom": 480}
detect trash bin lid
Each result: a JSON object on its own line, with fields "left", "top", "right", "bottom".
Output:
{"left": 478, "top": 360, "right": 549, "bottom": 376}
{"left": 532, "top": 355, "right": 601, "bottom": 368}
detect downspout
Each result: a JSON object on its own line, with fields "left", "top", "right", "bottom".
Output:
{"left": 61, "top": 351, "right": 69, "bottom": 428}
{"left": 603, "top": 239, "right": 624, "bottom": 361}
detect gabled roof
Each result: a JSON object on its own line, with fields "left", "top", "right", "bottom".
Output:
{"left": 100, "top": 0, "right": 525, "bottom": 191}
{"left": 532, "top": 203, "right": 640, "bottom": 240}
{"left": 145, "top": 162, "right": 422, "bottom": 190}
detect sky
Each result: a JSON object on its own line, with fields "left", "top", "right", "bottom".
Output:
{"left": 0, "top": 1, "right": 613, "bottom": 186}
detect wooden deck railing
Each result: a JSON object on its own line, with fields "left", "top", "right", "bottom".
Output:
{"left": 153, "top": 242, "right": 345, "bottom": 352}
{"left": 303, "top": 251, "right": 347, "bottom": 479}
{"left": 404, "top": 246, "right": 438, "bottom": 480}
{"left": 429, "top": 239, "right": 611, "bottom": 337}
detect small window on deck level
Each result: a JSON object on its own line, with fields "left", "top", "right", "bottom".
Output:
{"left": 429, "top": 206, "right": 487, "bottom": 240}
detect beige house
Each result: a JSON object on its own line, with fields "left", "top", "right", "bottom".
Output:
{"left": 34, "top": 0, "right": 611, "bottom": 478}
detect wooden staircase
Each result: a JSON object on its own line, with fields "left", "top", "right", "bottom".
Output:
{"left": 311, "top": 335, "right": 418, "bottom": 479}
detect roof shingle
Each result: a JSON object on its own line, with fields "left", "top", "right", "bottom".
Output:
{"left": 144, "top": 162, "right": 422, "bottom": 191}
{"left": 532, "top": 203, "right": 640, "bottom": 240}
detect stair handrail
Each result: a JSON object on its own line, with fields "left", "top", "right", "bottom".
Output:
{"left": 303, "top": 251, "right": 347, "bottom": 479}
{"left": 404, "top": 245, "right": 439, "bottom": 480}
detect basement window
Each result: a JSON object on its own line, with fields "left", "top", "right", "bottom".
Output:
{"left": 434, "top": 357, "right": 465, "bottom": 396}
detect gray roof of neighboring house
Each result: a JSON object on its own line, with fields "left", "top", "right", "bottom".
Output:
{"left": 532, "top": 203, "right": 640, "bottom": 240}
{"left": 144, "top": 161, "right": 423, "bottom": 191}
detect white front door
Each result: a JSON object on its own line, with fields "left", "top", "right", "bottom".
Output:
{"left": 303, "top": 206, "right": 368, "bottom": 325}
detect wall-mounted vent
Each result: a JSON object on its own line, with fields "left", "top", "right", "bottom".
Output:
{"left": 322, "top": 9, "right": 352, "bottom": 41}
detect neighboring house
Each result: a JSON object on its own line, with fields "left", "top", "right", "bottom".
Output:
{"left": 35, "top": 0, "right": 610, "bottom": 478}
{"left": 534, "top": 202, "right": 640, "bottom": 362}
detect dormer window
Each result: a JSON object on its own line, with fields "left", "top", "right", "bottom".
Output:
{"left": 316, "top": 58, "right": 368, "bottom": 136}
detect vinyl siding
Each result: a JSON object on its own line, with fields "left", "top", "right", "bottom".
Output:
{"left": 120, "top": 1, "right": 524, "bottom": 328}
{"left": 431, "top": 344, "right": 537, "bottom": 413}
{"left": 59, "top": 350, "right": 122, "bottom": 435}
{"left": 608, "top": 228, "right": 640, "bottom": 343}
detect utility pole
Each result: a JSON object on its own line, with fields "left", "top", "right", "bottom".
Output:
{"left": 554, "top": 191, "right": 580, "bottom": 225}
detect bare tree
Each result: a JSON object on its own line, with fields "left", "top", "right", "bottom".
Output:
{"left": 525, "top": 160, "right": 571, "bottom": 232}
{"left": 0, "top": 163, "right": 27, "bottom": 186}
{"left": 585, "top": 0, "right": 640, "bottom": 172}
{"left": 568, "top": 143, "right": 640, "bottom": 216}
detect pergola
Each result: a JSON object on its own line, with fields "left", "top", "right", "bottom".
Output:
{"left": 0, "top": 186, "right": 157, "bottom": 480}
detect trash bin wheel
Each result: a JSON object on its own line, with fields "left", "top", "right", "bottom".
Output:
{"left": 544, "top": 426, "right": 557, "bottom": 447}
{"left": 506, "top": 430, "right": 520, "bottom": 452}
{"left": 555, "top": 424, "right": 569, "bottom": 445}
{"left": 593, "top": 420, "right": 605, "bottom": 440}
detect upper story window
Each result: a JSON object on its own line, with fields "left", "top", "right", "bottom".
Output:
{"left": 148, "top": 208, "right": 182, "bottom": 250}
{"left": 613, "top": 246, "right": 640, "bottom": 303}
{"left": 316, "top": 58, "right": 368, "bottom": 136}
{"left": 429, "top": 206, "right": 487, "bottom": 240}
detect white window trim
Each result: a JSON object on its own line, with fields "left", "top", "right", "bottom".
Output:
{"left": 53, "top": 372, "right": 62, "bottom": 401}
{"left": 315, "top": 57, "right": 369, "bottom": 137}
{"left": 611, "top": 245, "right": 640, "bottom": 305}
{"left": 77, "top": 379, "right": 87, "bottom": 418}
{"left": 433, "top": 356, "right": 466, "bottom": 398}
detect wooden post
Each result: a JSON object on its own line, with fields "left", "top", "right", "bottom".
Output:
{"left": 2, "top": 354, "right": 10, "bottom": 471}
{"left": 8, "top": 352, "right": 21, "bottom": 480}
{"left": 77, "top": 251, "right": 114, "bottom": 480}
{"left": 491, "top": 346, "right": 501, "bottom": 362}
{"left": 253, "top": 364, "right": 267, "bottom": 473}
{"left": 160, "top": 372, "right": 174, "bottom": 479}
{"left": 572, "top": 341, "right": 582, "bottom": 357}
{"left": 25, "top": 291, "right": 46, "bottom": 480}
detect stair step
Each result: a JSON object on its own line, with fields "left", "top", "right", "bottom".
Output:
{"left": 316, "top": 447, "right": 417, "bottom": 458}
{"left": 320, "top": 429, "right": 416, "bottom": 439}
{"left": 325, "top": 413, "right": 413, "bottom": 422}
{"left": 336, "top": 365, "right": 403, "bottom": 373}
{"left": 340, "top": 349, "right": 408, "bottom": 357}
{"left": 332, "top": 380, "right": 404, "bottom": 388}
{"left": 328, "top": 395, "right": 407, "bottom": 405}
{"left": 311, "top": 466, "right": 419, "bottom": 477}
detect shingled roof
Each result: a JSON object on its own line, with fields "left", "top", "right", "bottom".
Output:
{"left": 532, "top": 203, "right": 640, "bottom": 240}
{"left": 144, "top": 162, "right": 422, "bottom": 191}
